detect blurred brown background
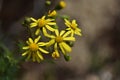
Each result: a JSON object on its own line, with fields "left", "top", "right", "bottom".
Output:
{"left": 0, "top": 0, "right": 120, "bottom": 80}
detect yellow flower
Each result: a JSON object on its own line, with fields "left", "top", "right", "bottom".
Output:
{"left": 52, "top": 50, "right": 60, "bottom": 59}
{"left": 45, "top": 29, "right": 75, "bottom": 56}
{"left": 48, "top": 10, "right": 57, "bottom": 17}
{"left": 59, "top": 1, "right": 66, "bottom": 8}
{"left": 30, "top": 16, "right": 56, "bottom": 35}
{"left": 64, "top": 19, "right": 82, "bottom": 36}
{"left": 22, "top": 36, "right": 49, "bottom": 63}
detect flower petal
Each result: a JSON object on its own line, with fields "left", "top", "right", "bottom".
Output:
{"left": 30, "top": 17, "right": 37, "bottom": 22}
{"left": 46, "top": 39, "right": 55, "bottom": 47}
{"left": 47, "top": 22, "right": 56, "bottom": 25}
{"left": 30, "top": 23, "right": 37, "bottom": 28}
{"left": 54, "top": 43, "right": 58, "bottom": 49}
{"left": 29, "top": 38, "right": 33, "bottom": 43}
{"left": 41, "top": 16, "right": 46, "bottom": 19}
{"left": 42, "top": 28, "right": 55, "bottom": 38}
{"left": 22, "top": 46, "right": 29, "bottom": 50}
{"left": 72, "top": 20, "right": 76, "bottom": 24}
{"left": 37, "top": 51, "right": 44, "bottom": 60}
{"left": 38, "top": 42, "right": 48, "bottom": 46}
{"left": 46, "top": 25, "right": 56, "bottom": 32}
{"left": 34, "top": 36, "right": 41, "bottom": 43}
{"left": 26, "top": 52, "right": 31, "bottom": 60}
{"left": 59, "top": 43, "right": 66, "bottom": 54}
{"left": 36, "top": 54, "right": 41, "bottom": 63}
{"left": 22, "top": 51, "right": 29, "bottom": 56}
{"left": 52, "top": 50, "right": 60, "bottom": 59}
{"left": 60, "top": 30, "right": 65, "bottom": 36}
{"left": 61, "top": 42, "right": 71, "bottom": 53}
{"left": 32, "top": 53, "right": 36, "bottom": 62}
{"left": 63, "top": 37, "right": 75, "bottom": 41}
{"left": 64, "top": 19, "right": 71, "bottom": 25}
{"left": 62, "top": 31, "right": 71, "bottom": 38}
{"left": 75, "top": 30, "right": 82, "bottom": 36}
{"left": 39, "top": 48, "right": 49, "bottom": 54}
{"left": 55, "top": 30, "right": 59, "bottom": 36}
{"left": 76, "top": 28, "right": 81, "bottom": 32}
{"left": 35, "top": 29, "right": 40, "bottom": 35}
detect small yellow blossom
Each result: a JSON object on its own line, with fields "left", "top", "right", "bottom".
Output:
{"left": 59, "top": 1, "right": 66, "bottom": 8}
{"left": 48, "top": 10, "right": 57, "bottom": 17}
{"left": 22, "top": 36, "right": 49, "bottom": 63}
{"left": 45, "top": 29, "right": 75, "bottom": 56}
{"left": 64, "top": 19, "right": 82, "bottom": 36}
{"left": 30, "top": 16, "right": 56, "bottom": 35}
{"left": 52, "top": 50, "right": 60, "bottom": 59}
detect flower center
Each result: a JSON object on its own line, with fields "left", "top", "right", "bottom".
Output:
{"left": 71, "top": 24, "right": 76, "bottom": 30}
{"left": 29, "top": 43, "right": 39, "bottom": 51}
{"left": 55, "top": 36, "right": 63, "bottom": 43}
{"left": 38, "top": 19, "right": 46, "bottom": 27}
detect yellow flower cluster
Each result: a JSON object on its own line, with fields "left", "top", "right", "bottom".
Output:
{"left": 22, "top": 10, "right": 82, "bottom": 63}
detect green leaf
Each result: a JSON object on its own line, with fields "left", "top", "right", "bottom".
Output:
{"left": 64, "top": 54, "right": 71, "bottom": 61}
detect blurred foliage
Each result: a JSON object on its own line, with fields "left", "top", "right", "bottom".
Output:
{"left": 0, "top": 42, "right": 20, "bottom": 80}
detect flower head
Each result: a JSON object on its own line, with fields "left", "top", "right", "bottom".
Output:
{"left": 48, "top": 10, "right": 57, "bottom": 17}
{"left": 64, "top": 19, "right": 82, "bottom": 36}
{"left": 52, "top": 50, "right": 60, "bottom": 59}
{"left": 59, "top": 1, "right": 66, "bottom": 9}
{"left": 22, "top": 36, "right": 49, "bottom": 63}
{"left": 30, "top": 16, "right": 56, "bottom": 35}
{"left": 45, "top": 29, "right": 75, "bottom": 57}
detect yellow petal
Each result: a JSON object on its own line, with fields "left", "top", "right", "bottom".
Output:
{"left": 46, "top": 19, "right": 55, "bottom": 22}
{"left": 30, "top": 17, "right": 37, "bottom": 22}
{"left": 22, "top": 51, "right": 29, "bottom": 56}
{"left": 26, "top": 41, "right": 30, "bottom": 45}
{"left": 63, "top": 37, "right": 75, "bottom": 41}
{"left": 59, "top": 43, "right": 66, "bottom": 55}
{"left": 32, "top": 53, "right": 36, "bottom": 62}
{"left": 61, "top": 42, "right": 71, "bottom": 53}
{"left": 60, "top": 30, "right": 65, "bottom": 36}
{"left": 38, "top": 42, "right": 48, "bottom": 46}
{"left": 41, "top": 16, "right": 46, "bottom": 19}
{"left": 64, "top": 19, "right": 71, "bottom": 27}
{"left": 26, "top": 52, "right": 31, "bottom": 60}
{"left": 30, "top": 23, "right": 37, "bottom": 28}
{"left": 62, "top": 31, "right": 71, "bottom": 38}
{"left": 35, "top": 29, "right": 40, "bottom": 35}
{"left": 37, "top": 51, "right": 44, "bottom": 60}
{"left": 54, "top": 43, "right": 58, "bottom": 50}
{"left": 42, "top": 27, "right": 55, "bottom": 38}
{"left": 34, "top": 36, "right": 41, "bottom": 43}
{"left": 39, "top": 48, "right": 49, "bottom": 54}
{"left": 76, "top": 28, "right": 81, "bottom": 32}
{"left": 72, "top": 20, "right": 76, "bottom": 24}
{"left": 22, "top": 46, "right": 29, "bottom": 50}
{"left": 55, "top": 30, "right": 59, "bottom": 36}
{"left": 75, "top": 30, "right": 82, "bottom": 36}
{"left": 46, "top": 25, "right": 56, "bottom": 32}
{"left": 42, "top": 27, "right": 48, "bottom": 36}
{"left": 64, "top": 19, "right": 71, "bottom": 25}
{"left": 47, "top": 22, "right": 56, "bottom": 25}
{"left": 47, "top": 39, "right": 55, "bottom": 47}
{"left": 65, "top": 23, "right": 70, "bottom": 28}
{"left": 29, "top": 38, "right": 33, "bottom": 43}
{"left": 36, "top": 55, "right": 41, "bottom": 63}
{"left": 52, "top": 50, "right": 60, "bottom": 59}
{"left": 66, "top": 28, "right": 71, "bottom": 30}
